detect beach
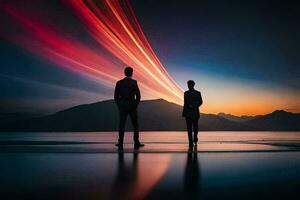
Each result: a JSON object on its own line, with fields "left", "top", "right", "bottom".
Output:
{"left": 1, "top": 131, "right": 300, "bottom": 199}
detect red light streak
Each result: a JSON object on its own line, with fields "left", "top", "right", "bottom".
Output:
{"left": 1, "top": 0, "right": 184, "bottom": 104}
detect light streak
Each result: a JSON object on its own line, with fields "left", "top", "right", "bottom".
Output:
{"left": 1, "top": 0, "right": 183, "bottom": 104}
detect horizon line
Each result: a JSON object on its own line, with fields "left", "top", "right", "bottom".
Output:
{"left": 52, "top": 98, "right": 298, "bottom": 117}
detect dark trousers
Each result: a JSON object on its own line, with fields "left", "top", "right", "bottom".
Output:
{"left": 185, "top": 118, "right": 199, "bottom": 144}
{"left": 118, "top": 109, "right": 139, "bottom": 143}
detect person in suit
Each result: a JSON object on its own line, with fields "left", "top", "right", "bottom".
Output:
{"left": 114, "top": 66, "right": 144, "bottom": 148}
{"left": 182, "top": 80, "right": 203, "bottom": 148}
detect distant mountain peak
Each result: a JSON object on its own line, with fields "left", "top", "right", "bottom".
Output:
{"left": 217, "top": 112, "right": 257, "bottom": 122}
{"left": 271, "top": 110, "right": 289, "bottom": 114}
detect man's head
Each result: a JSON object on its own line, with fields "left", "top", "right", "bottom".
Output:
{"left": 124, "top": 66, "right": 133, "bottom": 77}
{"left": 187, "top": 80, "right": 195, "bottom": 90}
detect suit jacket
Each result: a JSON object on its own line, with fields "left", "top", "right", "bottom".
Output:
{"left": 182, "top": 89, "right": 203, "bottom": 119}
{"left": 114, "top": 77, "right": 141, "bottom": 111}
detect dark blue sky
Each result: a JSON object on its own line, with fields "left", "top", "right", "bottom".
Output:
{"left": 132, "top": 0, "right": 300, "bottom": 89}
{"left": 0, "top": 0, "right": 299, "bottom": 115}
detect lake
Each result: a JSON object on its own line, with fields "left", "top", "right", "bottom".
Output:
{"left": 1, "top": 131, "right": 300, "bottom": 199}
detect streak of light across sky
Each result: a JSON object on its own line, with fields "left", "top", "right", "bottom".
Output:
{"left": 1, "top": 0, "right": 183, "bottom": 105}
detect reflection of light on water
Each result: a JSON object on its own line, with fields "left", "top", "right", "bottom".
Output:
{"left": 200, "top": 143, "right": 285, "bottom": 151}
{"left": 111, "top": 153, "right": 172, "bottom": 199}
{"left": 135, "top": 154, "right": 172, "bottom": 199}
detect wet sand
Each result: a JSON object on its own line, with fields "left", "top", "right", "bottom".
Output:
{"left": 1, "top": 131, "right": 300, "bottom": 153}
{"left": 0, "top": 132, "right": 300, "bottom": 199}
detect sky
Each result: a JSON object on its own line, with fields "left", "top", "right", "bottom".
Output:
{"left": 0, "top": 0, "right": 299, "bottom": 115}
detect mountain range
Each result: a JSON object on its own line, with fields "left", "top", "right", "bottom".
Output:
{"left": 1, "top": 99, "right": 299, "bottom": 131}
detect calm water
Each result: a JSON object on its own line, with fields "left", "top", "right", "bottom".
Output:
{"left": 1, "top": 131, "right": 300, "bottom": 152}
{"left": 1, "top": 131, "right": 300, "bottom": 142}
{"left": 1, "top": 132, "right": 300, "bottom": 199}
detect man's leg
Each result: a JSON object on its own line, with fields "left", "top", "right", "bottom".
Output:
{"left": 129, "top": 110, "right": 144, "bottom": 147}
{"left": 129, "top": 109, "right": 139, "bottom": 143}
{"left": 118, "top": 110, "right": 128, "bottom": 145}
{"left": 193, "top": 119, "right": 199, "bottom": 144}
{"left": 185, "top": 118, "right": 193, "bottom": 147}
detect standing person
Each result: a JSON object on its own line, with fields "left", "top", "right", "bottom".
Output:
{"left": 182, "top": 80, "right": 203, "bottom": 148}
{"left": 114, "top": 66, "right": 144, "bottom": 148}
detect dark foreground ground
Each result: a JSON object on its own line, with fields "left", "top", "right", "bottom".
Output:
{"left": 1, "top": 132, "right": 300, "bottom": 200}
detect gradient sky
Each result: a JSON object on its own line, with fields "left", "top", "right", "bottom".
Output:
{"left": 0, "top": 0, "right": 299, "bottom": 115}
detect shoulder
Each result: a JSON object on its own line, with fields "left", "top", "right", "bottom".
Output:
{"left": 116, "top": 79, "right": 123, "bottom": 85}
{"left": 131, "top": 79, "right": 138, "bottom": 85}
{"left": 194, "top": 90, "right": 201, "bottom": 95}
{"left": 117, "top": 77, "right": 127, "bottom": 84}
{"left": 184, "top": 91, "right": 191, "bottom": 98}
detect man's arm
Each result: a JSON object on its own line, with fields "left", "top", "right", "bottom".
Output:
{"left": 134, "top": 81, "right": 141, "bottom": 107}
{"left": 198, "top": 92, "right": 203, "bottom": 107}
{"left": 184, "top": 92, "right": 187, "bottom": 107}
{"left": 114, "top": 82, "right": 120, "bottom": 106}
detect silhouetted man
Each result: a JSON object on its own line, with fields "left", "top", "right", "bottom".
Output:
{"left": 182, "top": 80, "right": 203, "bottom": 148}
{"left": 114, "top": 67, "right": 144, "bottom": 148}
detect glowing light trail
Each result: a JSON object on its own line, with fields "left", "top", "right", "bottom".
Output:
{"left": 1, "top": 0, "right": 183, "bottom": 104}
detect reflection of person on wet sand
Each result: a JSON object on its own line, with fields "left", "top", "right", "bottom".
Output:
{"left": 184, "top": 147, "right": 201, "bottom": 199}
{"left": 111, "top": 152, "right": 138, "bottom": 200}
